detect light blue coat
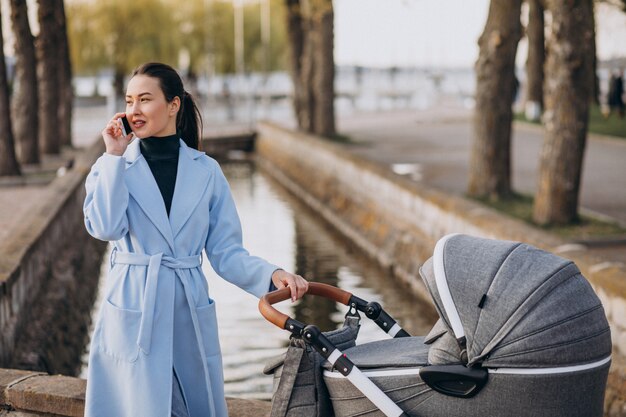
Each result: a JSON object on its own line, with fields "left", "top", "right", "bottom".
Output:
{"left": 83, "top": 139, "right": 278, "bottom": 417}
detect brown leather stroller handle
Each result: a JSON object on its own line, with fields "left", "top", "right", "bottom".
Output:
{"left": 258, "top": 282, "right": 353, "bottom": 330}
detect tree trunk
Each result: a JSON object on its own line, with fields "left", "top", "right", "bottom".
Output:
{"left": 468, "top": 0, "right": 522, "bottom": 200}
{"left": 285, "top": 0, "right": 335, "bottom": 136}
{"left": 299, "top": 0, "right": 315, "bottom": 132}
{"left": 56, "top": 0, "right": 73, "bottom": 147}
{"left": 590, "top": 6, "right": 600, "bottom": 105}
{"left": 524, "top": 0, "right": 544, "bottom": 121}
{"left": 37, "top": 0, "right": 61, "bottom": 154}
{"left": 113, "top": 70, "right": 125, "bottom": 104}
{"left": 310, "top": 0, "right": 335, "bottom": 137}
{"left": 285, "top": 0, "right": 303, "bottom": 107}
{"left": 284, "top": 0, "right": 308, "bottom": 129}
{"left": 0, "top": 7, "right": 21, "bottom": 176}
{"left": 533, "top": 0, "right": 594, "bottom": 225}
{"left": 9, "top": 0, "right": 39, "bottom": 165}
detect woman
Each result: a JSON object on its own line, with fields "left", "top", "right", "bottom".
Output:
{"left": 83, "top": 62, "right": 308, "bottom": 417}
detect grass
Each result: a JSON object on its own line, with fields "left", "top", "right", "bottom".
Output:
{"left": 515, "top": 104, "right": 626, "bottom": 140}
{"left": 475, "top": 192, "right": 626, "bottom": 241}
{"left": 325, "top": 133, "right": 353, "bottom": 144}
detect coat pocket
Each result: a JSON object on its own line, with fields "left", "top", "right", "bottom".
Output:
{"left": 195, "top": 300, "right": 222, "bottom": 358}
{"left": 98, "top": 299, "right": 142, "bottom": 362}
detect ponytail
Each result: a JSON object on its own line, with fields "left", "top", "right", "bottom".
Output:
{"left": 131, "top": 62, "right": 203, "bottom": 150}
{"left": 177, "top": 91, "right": 203, "bottom": 150}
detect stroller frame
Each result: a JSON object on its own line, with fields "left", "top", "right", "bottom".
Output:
{"left": 260, "top": 283, "right": 489, "bottom": 417}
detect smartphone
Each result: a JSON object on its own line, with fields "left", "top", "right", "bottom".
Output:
{"left": 119, "top": 115, "right": 132, "bottom": 136}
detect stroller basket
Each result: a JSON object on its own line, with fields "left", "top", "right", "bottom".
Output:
{"left": 260, "top": 234, "right": 612, "bottom": 417}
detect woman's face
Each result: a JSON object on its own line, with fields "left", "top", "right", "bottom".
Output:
{"left": 125, "top": 75, "right": 180, "bottom": 139}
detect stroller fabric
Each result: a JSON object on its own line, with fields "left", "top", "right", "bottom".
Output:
{"left": 419, "top": 234, "right": 612, "bottom": 368}
{"left": 264, "top": 315, "right": 360, "bottom": 417}
{"left": 321, "top": 234, "right": 611, "bottom": 417}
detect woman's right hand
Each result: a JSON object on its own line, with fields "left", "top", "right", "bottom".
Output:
{"left": 103, "top": 112, "right": 133, "bottom": 156}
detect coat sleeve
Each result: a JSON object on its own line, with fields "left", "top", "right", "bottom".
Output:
{"left": 83, "top": 153, "right": 130, "bottom": 241}
{"left": 204, "top": 164, "right": 279, "bottom": 298}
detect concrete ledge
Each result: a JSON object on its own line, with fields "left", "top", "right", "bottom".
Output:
{"left": 0, "top": 139, "right": 108, "bottom": 371}
{"left": 226, "top": 397, "right": 271, "bottom": 416}
{"left": 201, "top": 132, "right": 256, "bottom": 158}
{"left": 0, "top": 370, "right": 36, "bottom": 404}
{"left": 5, "top": 374, "right": 85, "bottom": 417}
{"left": 0, "top": 368, "right": 269, "bottom": 417}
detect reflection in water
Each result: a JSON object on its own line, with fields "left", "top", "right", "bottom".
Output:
{"left": 292, "top": 216, "right": 341, "bottom": 332}
{"left": 282, "top": 179, "right": 438, "bottom": 345}
{"left": 83, "top": 159, "right": 437, "bottom": 400}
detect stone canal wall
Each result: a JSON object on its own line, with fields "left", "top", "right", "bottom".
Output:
{"left": 0, "top": 368, "right": 269, "bottom": 417}
{"left": 256, "top": 121, "right": 626, "bottom": 416}
{"left": 0, "top": 141, "right": 107, "bottom": 375}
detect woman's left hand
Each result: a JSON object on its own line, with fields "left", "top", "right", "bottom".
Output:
{"left": 271, "top": 270, "right": 309, "bottom": 302}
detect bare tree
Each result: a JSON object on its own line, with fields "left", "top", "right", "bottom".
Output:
{"left": 285, "top": 0, "right": 311, "bottom": 130}
{"left": 468, "top": 0, "right": 523, "bottom": 200}
{"left": 533, "top": 0, "right": 595, "bottom": 225}
{"left": 524, "top": 0, "right": 544, "bottom": 121}
{"left": 37, "top": 0, "right": 61, "bottom": 154}
{"left": 0, "top": 7, "right": 21, "bottom": 176}
{"left": 10, "top": 0, "right": 39, "bottom": 164}
{"left": 56, "top": 0, "right": 73, "bottom": 147}
{"left": 526, "top": 0, "right": 620, "bottom": 109}
{"left": 284, "top": 0, "right": 335, "bottom": 137}
{"left": 310, "top": 0, "right": 335, "bottom": 136}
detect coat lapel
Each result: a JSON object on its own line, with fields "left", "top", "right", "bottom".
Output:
{"left": 124, "top": 139, "right": 176, "bottom": 253}
{"left": 169, "top": 140, "right": 211, "bottom": 239}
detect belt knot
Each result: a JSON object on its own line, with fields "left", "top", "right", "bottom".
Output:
{"left": 111, "top": 250, "right": 203, "bottom": 354}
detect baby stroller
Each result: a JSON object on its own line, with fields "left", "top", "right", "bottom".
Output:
{"left": 260, "top": 234, "right": 612, "bottom": 417}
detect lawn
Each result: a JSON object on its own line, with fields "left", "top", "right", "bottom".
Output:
{"left": 475, "top": 193, "right": 626, "bottom": 241}
{"left": 515, "top": 104, "right": 626, "bottom": 139}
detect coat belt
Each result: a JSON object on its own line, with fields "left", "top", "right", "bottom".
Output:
{"left": 111, "top": 251, "right": 203, "bottom": 355}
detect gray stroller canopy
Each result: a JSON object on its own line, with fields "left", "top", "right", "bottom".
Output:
{"left": 419, "top": 234, "right": 612, "bottom": 369}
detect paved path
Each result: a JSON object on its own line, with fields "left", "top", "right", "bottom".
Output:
{"left": 0, "top": 106, "right": 106, "bottom": 245}
{"left": 338, "top": 106, "right": 626, "bottom": 227}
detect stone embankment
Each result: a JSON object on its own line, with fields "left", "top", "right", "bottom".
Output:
{"left": 255, "top": 121, "right": 626, "bottom": 416}
{"left": 0, "top": 141, "right": 108, "bottom": 375}
{"left": 0, "top": 368, "right": 269, "bottom": 416}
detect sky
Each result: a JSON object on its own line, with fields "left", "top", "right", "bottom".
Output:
{"left": 334, "top": 0, "right": 626, "bottom": 68}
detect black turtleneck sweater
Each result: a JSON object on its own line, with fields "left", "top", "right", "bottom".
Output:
{"left": 139, "top": 134, "right": 179, "bottom": 216}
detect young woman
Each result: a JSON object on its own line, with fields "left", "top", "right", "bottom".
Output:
{"left": 83, "top": 62, "right": 308, "bottom": 417}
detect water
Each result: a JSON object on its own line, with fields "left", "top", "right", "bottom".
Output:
{"left": 81, "top": 160, "right": 438, "bottom": 399}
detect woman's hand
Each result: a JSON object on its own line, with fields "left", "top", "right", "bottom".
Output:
{"left": 103, "top": 112, "right": 133, "bottom": 156}
{"left": 271, "top": 270, "right": 309, "bottom": 302}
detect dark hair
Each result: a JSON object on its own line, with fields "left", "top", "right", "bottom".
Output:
{"left": 131, "top": 62, "right": 203, "bottom": 150}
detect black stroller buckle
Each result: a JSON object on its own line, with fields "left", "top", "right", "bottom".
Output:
{"left": 420, "top": 364, "right": 488, "bottom": 398}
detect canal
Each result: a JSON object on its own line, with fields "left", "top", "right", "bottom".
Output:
{"left": 80, "top": 159, "right": 438, "bottom": 400}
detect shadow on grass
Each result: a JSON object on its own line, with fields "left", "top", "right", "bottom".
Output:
{"left": 515, "top": 104, "right": 626, "bottom": 140}
{"left": 472, "top": 192, "right": 626, "bottom": 241}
